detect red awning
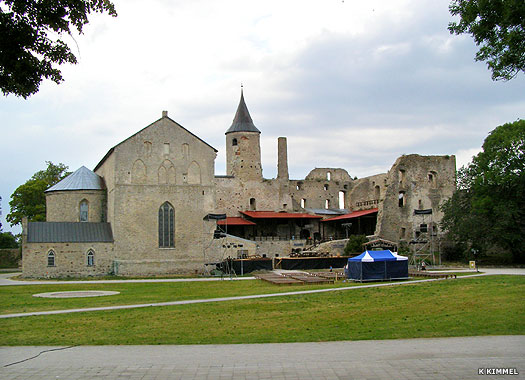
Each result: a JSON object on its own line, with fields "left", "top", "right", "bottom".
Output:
{"left": 217, "top": 217, "right": 256, "bottom": 226}
{"left": 321, "top": 208, "right": 378, "bottom": 223}
{"left": 240, "top": 211, "right": 323, "bottom": 219}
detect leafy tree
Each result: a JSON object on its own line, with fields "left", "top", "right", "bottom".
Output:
{"left": 448, "top": 0, "right": 525, "bottom": 81}
{"left": 0, "top": 0, "right": 117, "bottom": 98}
{"left": 0, "top": 231, "right": 18, "bottom": 248}
{"left": 7, "top": 162, "right": 70, "bottom": 226}
{"left": 441, "top": 119, "right": 525, "bottom": 262}
{"left": 344, "top": 234, "right": 368, "bottom": 255}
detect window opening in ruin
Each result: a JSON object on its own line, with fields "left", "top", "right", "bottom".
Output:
{"left": 428, "top": 171, "right": 437, "bottom": 188}
{"left": 398, "top": 192, "right": 405, "bottom": 207}
{"left": 79, "top": 200, "right": 89, "bottom": 222}
{"left": 158, "top": 202, "right": 175, "bottom": 248}
{"left": 47, "top": 250, "right": 55, "bottom": 267}
{"left": 300, "top": 198, "right": 306, "bottom": 208}
{"left": 324, "top": 184, "right": 329, "bottom": 191}
{"left": 87, "top": 250, "right": 94, "bottom": 266}
{"left": 344, "top": 184, "right": 348, "bottom": 189}
{"left": 399, "top": 169, "right": 406, "bottom": 185}
{"left": 296, "top": 182, "right": 303, "bottom": 190}
{"left": 144, "top": 141, "right": 152, "bottom": 157}
{"left": 326, "top": 172, "right": 331, "bottom": 181}
{"left": 374, "top": 185, "right": 380, "bottom": 200}
{"left": 338, "top": 191, "right": 345, "bottom": 209}
{"left": 418, "top": 199, "right": 423, "bottom": 209}
{"left": 400, "top": 228, "right": 406, "bottom": 239}
{"left": 232, "top": 138, "right": 238, "bottom": 146}
{"left": 325, "top": 199, "right": 330, "bottom": 209}
{"left": 250, "top": 198, "right": 256, "bottom": 210}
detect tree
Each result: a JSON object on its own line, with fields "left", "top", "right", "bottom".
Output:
{"left": 448, "top": 0, "right": 525, "bottom": 81}
{"left": 0, "top": 0, "right": 117, "bottom": 98}
{"left": 344, "top": 234, "right": 368, "bottom": 255}
{"left": 0, "top": 232, "right": 18, "bottom": 248}
{"left": 7, "top": 162, "right": 70, "bottom": 226}
{"left": 441, "top": 119, "right": 525, "bottom": 262}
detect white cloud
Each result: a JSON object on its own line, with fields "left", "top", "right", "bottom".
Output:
{"left": 1, "top": 0, "right": 524, "bottom": 233}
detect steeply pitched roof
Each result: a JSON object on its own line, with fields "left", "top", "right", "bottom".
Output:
{"left": 45, "top": 166, "right": 105, "bottom": 192}
{"left": 225, "top": 89, "right": 260, "bottom": 134}
{"left": 94, "top": 113, "right": 218, "bottom": 172}
{"left": 27, "top": 222, "right": 114, "bottom": 243}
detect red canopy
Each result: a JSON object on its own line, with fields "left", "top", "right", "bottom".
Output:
{"left": 240, "top": 211, "right": 323, "bottom": 219}
{"left": 321, "top": 208, "right": 378, "bottom": 222}
{"left": 217, "top": 217, "right": 256, "bottom": 226}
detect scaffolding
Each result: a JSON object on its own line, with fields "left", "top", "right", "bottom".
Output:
{"left": 409, "top": 209, "right": 440, "bottom": 268}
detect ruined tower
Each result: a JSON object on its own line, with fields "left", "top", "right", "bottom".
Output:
{"left": 225, "top": 89, "right": 262, "bottom": 181}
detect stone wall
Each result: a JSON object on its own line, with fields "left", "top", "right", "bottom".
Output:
{"left": 22, "top": 242, "right": 114, "bottom": 278}
{"left": 375, "top": 154, "right": 456, "bottom": 242}
{"left": 46, "top": 190, "right": 106, "bottom": 222}
{"left": 226, "top": 131, "right": 262, "bottom": 181}
{"left": 95, "top": 113, "right": 217, "bottom": 276}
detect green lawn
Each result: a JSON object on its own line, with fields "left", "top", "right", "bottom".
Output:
{"left": 0, "top": 279, "right": 362, "bottom": 315}
{"left": 0, "top": 275, "right": 523, "bottom": 345}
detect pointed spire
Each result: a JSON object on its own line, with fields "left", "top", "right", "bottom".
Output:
{"left": 225, "top": 87, "right": 261, "bottom": 134}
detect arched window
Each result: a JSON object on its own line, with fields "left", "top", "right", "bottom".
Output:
{"left": 326, "top": 172, "right": 331, "bottom": 181}
{"left": 47, "top": 250, "right": 55, "bottom": 267}
{"left": 325, "top": 199, "right": 330, "bottom": 209}
{"left": 324, "top": 184, "right": 329, "bottom": 191}
{"left": 249, "top": 198, "right": 256, "bottom": 211}
{"left": 158, "top": 202, "right": 175, "bottom": 248}
{"left": 87, "top": 250, "right": 95, "bottom": 266}
{"left": 300, "top": 198, "right": 306, "bottom": 208}
{"left": 232, "top": 138, "right": 238, "bottom": 146}
{"left": 80, "top": 200, "right": 89, "bottom": 222}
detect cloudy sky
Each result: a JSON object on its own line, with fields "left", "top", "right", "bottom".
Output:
{"left": 1, "top": 0, "right": 524, "bottom": 233}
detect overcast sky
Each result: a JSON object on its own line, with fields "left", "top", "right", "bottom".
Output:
{"left": 1, "top": 0, "right": 524, "bottom": 233}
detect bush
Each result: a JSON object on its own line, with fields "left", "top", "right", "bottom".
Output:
{"left": 344, "top": 235, "right": 367, "bottom": 255}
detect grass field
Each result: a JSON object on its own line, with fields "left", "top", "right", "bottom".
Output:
{"left": 0, "top": 275, "right": 523, "bottom": 345}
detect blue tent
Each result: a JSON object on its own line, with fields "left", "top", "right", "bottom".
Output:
{"left": 347, "top": 250, "right": 408, "bottom": 282}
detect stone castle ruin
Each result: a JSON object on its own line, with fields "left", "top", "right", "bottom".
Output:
{"left": 22, "top": 91, "right": 456, "bottom": 277}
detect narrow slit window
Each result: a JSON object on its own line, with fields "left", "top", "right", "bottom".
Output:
{"left": 87, "top": 250, "right": 95, "bottom": 266}
{"left": 79, "top": 200, "right": 89, "bottom": 222}
{"left": 47, "top": 250, "right": 55, "bottom": 267}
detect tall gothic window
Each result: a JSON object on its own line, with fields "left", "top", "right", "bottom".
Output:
{"left": 80, "top": 200, "right": 89, "bottom": 222}
{"left": 158, "top": 202, "right": 174, "bottom": 248}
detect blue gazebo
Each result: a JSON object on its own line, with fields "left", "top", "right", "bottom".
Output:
{"left": 347, "top": 250, "right": 409, "bottom": 282}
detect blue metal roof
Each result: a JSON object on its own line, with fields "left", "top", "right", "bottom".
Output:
{"left": 27, "top": 222, "right": 113, "bottom": 243}
{"left": 46, "top": 166, "right": 105, "bottom": 192}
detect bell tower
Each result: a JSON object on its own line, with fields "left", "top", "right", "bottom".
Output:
{"left": 225, "top": 88, "right": 262, "bottom": 181}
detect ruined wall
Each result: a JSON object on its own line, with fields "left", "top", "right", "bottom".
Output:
{"left": 290, "top": 168, "right": 353, "bottom": 211}
{"left": 46, "top": 190, "right": 106, "bottom": 223}
{"left": 349, "top": 173, "right": 388, "bottom": 211}
{"left": 375, "top": 154, "right": 456, "bottom": 242}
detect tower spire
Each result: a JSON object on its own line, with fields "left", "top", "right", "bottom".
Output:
{"left": 225, "top": 87, "right": 260, "bottom": 134}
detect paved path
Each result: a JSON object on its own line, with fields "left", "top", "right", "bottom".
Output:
{"left": 1, "top": 336, "right": 523, "bottom": 379}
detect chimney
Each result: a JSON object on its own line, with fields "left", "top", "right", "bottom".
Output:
{"left": 162, "top": 110, "right": 168, "bottom": 118}
{"left": 277, "top": 137, "right": 289, "bottom": 181}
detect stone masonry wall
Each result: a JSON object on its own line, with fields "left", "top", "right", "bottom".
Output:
{"left": 46, "top": 190, "right": 106, "bottom": 222}
{"left": 22, "top": 241, "right": 114, "bottom": 278}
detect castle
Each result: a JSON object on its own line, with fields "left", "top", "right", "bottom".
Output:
{"left": 21, "top": 91, "right": 456, "bottom": 277}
